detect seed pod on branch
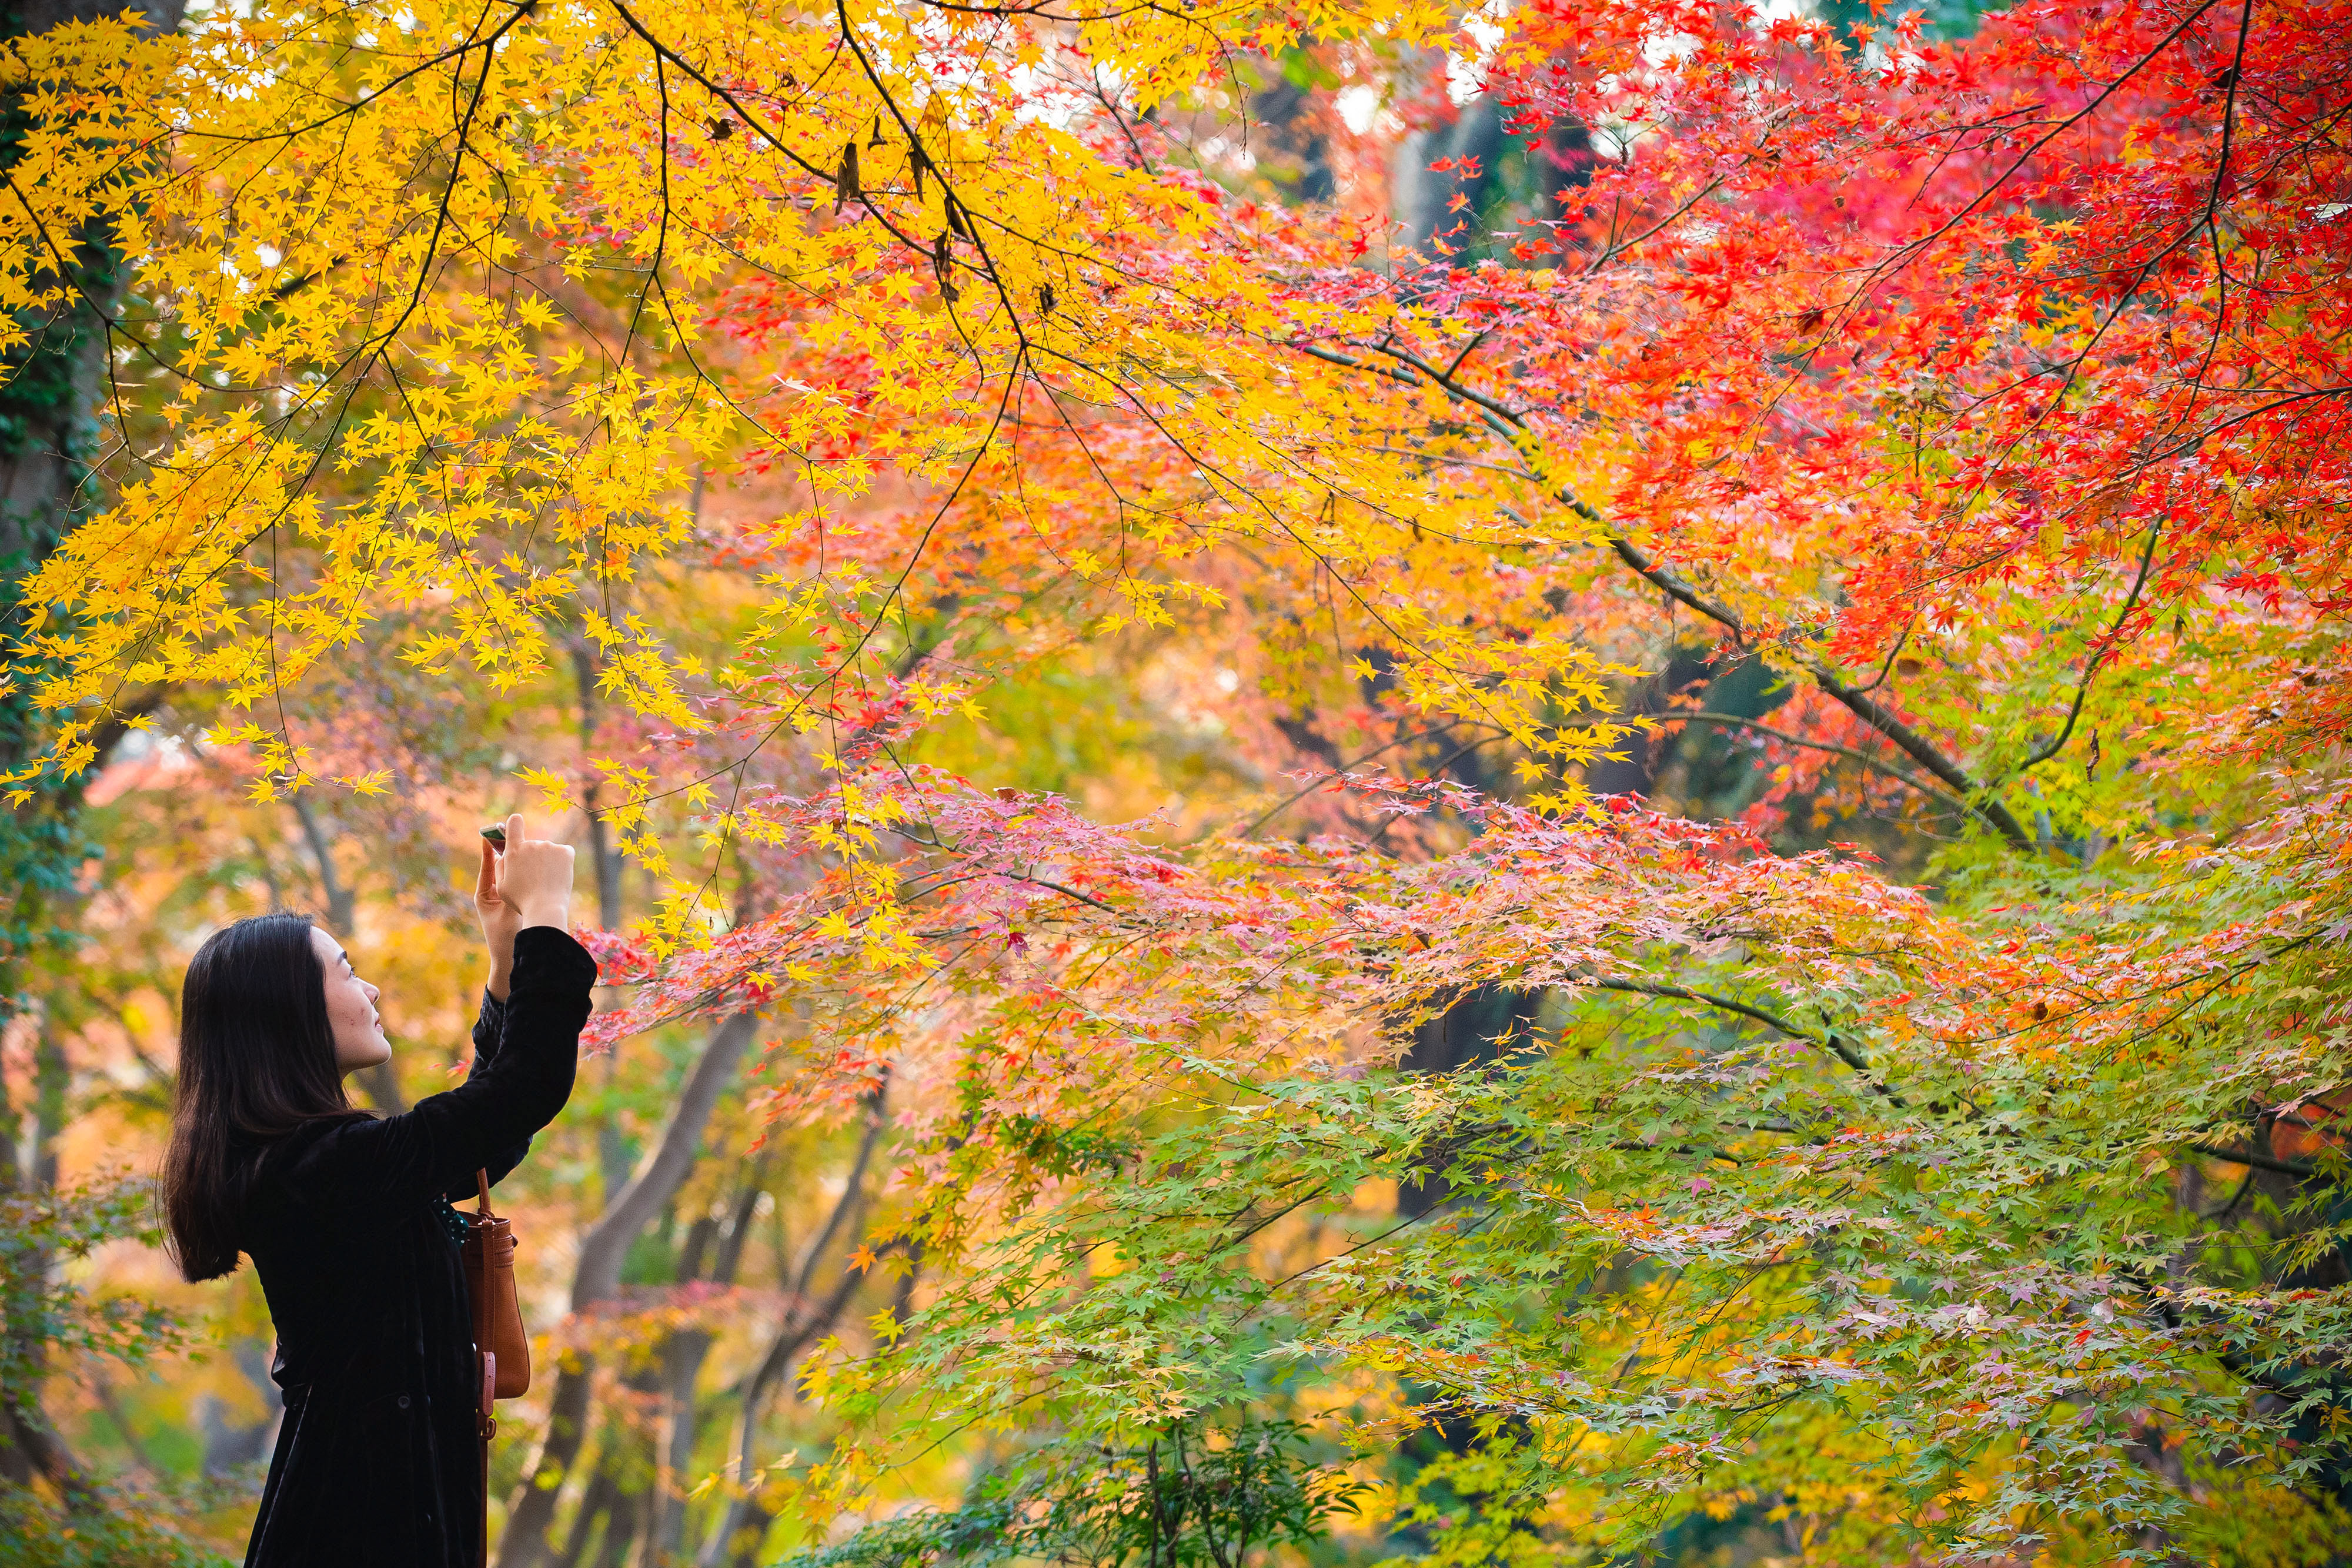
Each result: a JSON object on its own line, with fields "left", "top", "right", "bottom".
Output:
{"left": 834, "top": 140, "right": 860, "bottom": 212}
{"left": 932, "top": 231, "right": 958, "bottom": 303}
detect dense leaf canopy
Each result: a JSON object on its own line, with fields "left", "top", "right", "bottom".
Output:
{"left": 0, "top": 0, "right": 2347, "bottom": 1559}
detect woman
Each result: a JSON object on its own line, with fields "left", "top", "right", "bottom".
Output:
{"left": 162, "top": 815, "right": 597, "bottom": 1568}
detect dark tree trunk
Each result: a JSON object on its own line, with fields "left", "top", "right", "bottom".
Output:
{"left": 0, "top": 0, "right": 186, "bottom": 981}
{"left": 499, "top": 1014, "right": 754, "bottom": 1568}
{"left": 0, "top": 0, "right": 186, "bottom": 1499}
{"left": 1398, "top": 98, "right": 1504, "bottom": 258}
{"left": 1249, "top": 68, "right": 1335, "bottom": 204}
{"left": 697, "top": 1099, "right": 887, "bottom": 1568}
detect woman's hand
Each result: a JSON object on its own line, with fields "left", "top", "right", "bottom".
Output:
{"left": 495, "top": 814, "right": 576, "bottom": 931}
{"left": 475, "top": 835, "right": 523, "bottom": 1000}
{"left": 477, "top": 814, "right": 576, "bottom": 999}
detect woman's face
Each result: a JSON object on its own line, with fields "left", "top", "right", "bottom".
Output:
{"left": 311, "top": 928, "right": 390, "bottom": 1074}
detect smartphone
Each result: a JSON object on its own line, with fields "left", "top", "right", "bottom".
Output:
{"left": 480, "top": 825, "right": 507, "bottom": 846}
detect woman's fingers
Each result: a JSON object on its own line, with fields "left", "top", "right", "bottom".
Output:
{"left": 495, "top": 813, "right": 577, "bottom": 927}
{"left": 491, "top": 813, "right": 529, "bottom": 901}
{"left": 477, "top": 837, "right": 501, "bottom": 906}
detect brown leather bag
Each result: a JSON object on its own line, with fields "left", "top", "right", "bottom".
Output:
{"left": 462, "top": 1168, "right": 530, "bottom": 1409}
{"left": 463, "top": 1169, "right": 527, "bottom": 1566}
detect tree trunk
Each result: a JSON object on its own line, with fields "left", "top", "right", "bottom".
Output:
{"left": 0, "top": 0, "right": 189, "bottom": 1005}
{"left": 698, "top": 1097, "right": 887, "bottom": 1567}
{"left": 0, "top": 1012, "right": 95, "bottom": 1501}
{"left": 565, "top": 636, "right": 634, "bottom": 1210}
{"left": 644, "top": 1331, "right": 713, "bottom": 1564}
{"left": 572, "top": 1014, "right": 756, "bottom": 1312}
{"left": 289, "top": 798, "right": 407, "bottom": 1111}
{"left": 0, "top": 0, "right": 192, "bottom": 1481}
{"left": 645, "top": 1166, "right": 763, "bottom": 1564}
{"left": 497, "top": 1012, "right": 756, "bottom": 1568}
{"left": 566, "top": 637, "right": 626, "bottom": 937}
{"left": 554, "top": 1463, "right": 626, "bottom": 1568}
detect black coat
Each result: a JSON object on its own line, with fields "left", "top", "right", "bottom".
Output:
{"left": 238, "top": 927, "right": 597, "bottom": 1568}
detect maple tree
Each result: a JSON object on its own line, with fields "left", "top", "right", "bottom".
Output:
{"left": 0, "top": 0, "right": 2347, "bottom": 1560}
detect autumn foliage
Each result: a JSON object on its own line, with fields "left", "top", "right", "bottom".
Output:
{"left": 1, "top": 0, "right": 2348, "bottom": 1559}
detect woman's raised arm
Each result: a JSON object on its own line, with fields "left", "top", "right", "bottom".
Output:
{"left": 270, "top": 818, "right": 593, "bottom": 1208}
{"left": 273, "top": 927, "right": 596, "bottom": 1206}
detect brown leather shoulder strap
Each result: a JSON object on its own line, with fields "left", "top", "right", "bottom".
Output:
{"left": 469, "top": 1168, "right": 493, "bottom": 1398}
{"left": 469, "top": 1166, "right": 495, "bottom": 1560}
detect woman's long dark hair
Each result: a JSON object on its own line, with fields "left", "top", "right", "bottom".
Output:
{"left": 162, "top": 912, "right": 360, "bottom": 1281}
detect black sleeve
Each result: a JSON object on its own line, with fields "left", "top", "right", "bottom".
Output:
{"left": 276, "top": 928, "right": 597, "bottom": 1211}
{"left": 446, "top": 988, "right": 529, "bottom": 1199}
{"left": 470, "top": 988, "right": 510, "bottom": 1065}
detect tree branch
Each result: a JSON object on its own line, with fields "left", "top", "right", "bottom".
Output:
{"left": 1300, "top": 336, "right": 2042, "bottom": 854}
{"left": 2188, "top": 1142, "right": 2319, "bottom": 1179}
{"left": 1583, "top": 976, "right": 1900, "bottom": 1102}
{"left": 1669, "top": 710, "right": 2017, "bottom": 837}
